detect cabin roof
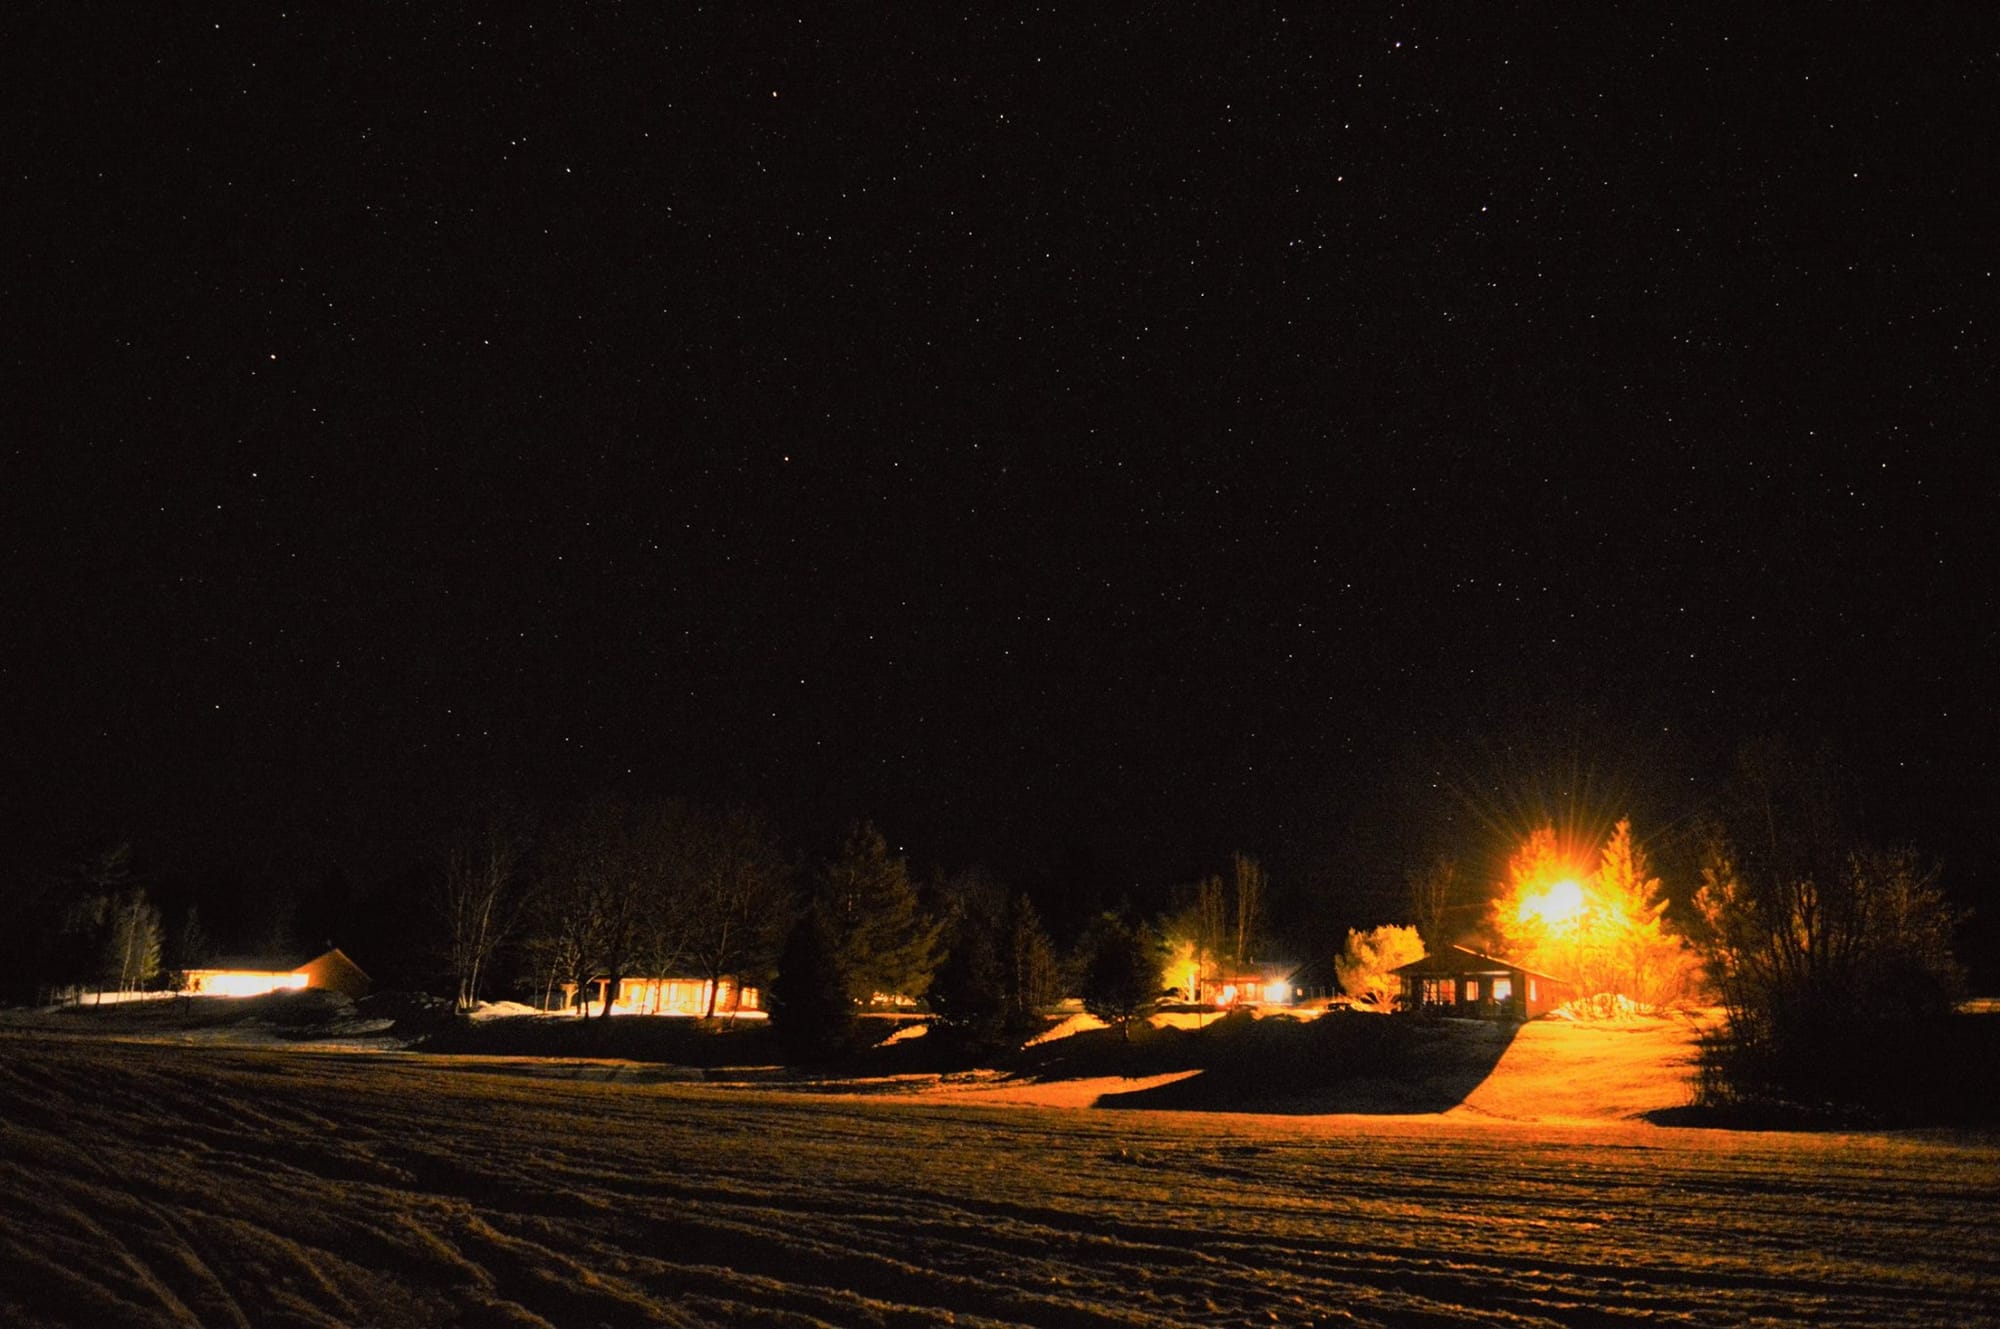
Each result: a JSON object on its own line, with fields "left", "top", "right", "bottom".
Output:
{"left": 1390, "top": 944, "right": 1573, "bottom": 986}
{"left": 307, "top": 947, "right": 371, "bottom": 982}
{"left": 189, "top": 947, "right": 368, "bottom": 980}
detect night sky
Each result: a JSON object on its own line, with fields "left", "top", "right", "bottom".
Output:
{"left": 9, "top": 9, "right": 1996, "bottom": 962}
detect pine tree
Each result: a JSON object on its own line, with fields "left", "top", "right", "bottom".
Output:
{"left": 1078, "top": 913, "right": 1165, "bottom": 1040}
{"left": 167, "top": 905, "right": 213, "bottom": 987}
{"left": 769, "top": 908, "right": 857, "bottom": 1061}
{"left": 1593, "top": 819, "right": 1695, "bottom": 1008}
{"left": 928, "top": 911, "right": 1007, "bottom": 1047}
{"left": 818, "top": 824, "right": 941, "bottom": 1005}
{"left": 1002, "top": 893, "right": 1061, "bottom": 1037}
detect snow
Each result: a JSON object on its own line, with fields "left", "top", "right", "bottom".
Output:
{"left": 468, "top": 999, "right": 545, "bottom": 1020}
{"left": 1, "top": 1008, "right": 1995, "bottom": 1327}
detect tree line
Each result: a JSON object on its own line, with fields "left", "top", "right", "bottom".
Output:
{"left": 0, "top": 790, "right": 1245, "bottom": 1058}
{"left": 3, "top": 735, "right": 1972, "bottom": 1116}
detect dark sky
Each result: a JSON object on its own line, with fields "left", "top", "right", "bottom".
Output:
{"left": 8, "top": 8, "right": 1996, "bottom": 952}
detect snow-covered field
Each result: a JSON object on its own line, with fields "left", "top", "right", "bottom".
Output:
{"left": 2, "top": 1022, "right": 1996, "bottom": 1327}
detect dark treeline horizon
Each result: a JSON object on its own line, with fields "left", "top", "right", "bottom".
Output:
{"left": 9, "top": 714, "right": 1990, "bottom": 994}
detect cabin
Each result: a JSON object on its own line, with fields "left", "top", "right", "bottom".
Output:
{"left": 1194, "top": 962, "right": 1299, "bottom": 1008}
{"left": 183, "top": 947, "right": 372, "bottom": 1000}
{"left": 1391, "top": 945, "right": 1572, "bottom": 1021}
{"left": 561, "top": 974, "right": 763, "bottom": 1018}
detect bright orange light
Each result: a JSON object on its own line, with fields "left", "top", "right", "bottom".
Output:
{"left": 186, "top": 969, "right": 309, "bottom": 998}
{"left": 1518, "top": 877, "right": 1585, "bottom": 929}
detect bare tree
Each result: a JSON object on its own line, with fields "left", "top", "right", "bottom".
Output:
{"left": 520, "top": 872, "right": 593, "bottom": 1013}
{"left": 1406, "top": 855, "right": 1457, "bottom": 952}
{"left": 624, "top": 800, "right": 703, "bottom": 1009}
{"left": 524, "top": 795, "right": 735, "bottom": 1018}
{"left": 441, "top": 820, "right": 524, "bottom": 1014}
{"left": 102, "top": 888, "right": 162, "bottom": 994}
{"left": 1694, "top": 834, "right": 1962, "bottom": 1106}
{"left": 1231, "top": 852, "right": 1265, "bottom": 968}
{"left": 524, "top": 797, "right": 651, "bottom": 1017}
{"left": 1194, "top": 872, "right": 1228, "bottom": 984}
{"left": 682, "top": 807, "right": 792, "bottom": 1018}
{"left": 579, "top": 799, "right": 663, "bottom": 1019}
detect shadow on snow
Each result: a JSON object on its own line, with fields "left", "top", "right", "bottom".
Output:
{"left": 1016, "top": 1010, "right": 1523, "bottom": 1115}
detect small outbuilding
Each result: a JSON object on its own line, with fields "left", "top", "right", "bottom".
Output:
{"left": 1392, "top": 945, "right": 1573, "bottom": 1021}
{"left": 184, "top": 947, "right": 371, "bottom": 1000}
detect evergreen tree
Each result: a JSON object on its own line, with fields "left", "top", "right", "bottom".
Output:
{"left": 1078, "top": 913, "right": 1165, "bottom": 1040}
{"left": 768, "top": 908, "right": 857, "bottom": 1061}
{"left": 51, "top": 891, "right": 109, "bottom": 1003}
{"left": 817, "top": 823, "right": 942, "bottom": 1005}
{"left": 931, "top": 884, "right": 1059, "bottom": 1049}
{"left": 165, "top": 906, "right": 213, "bottom": 989}
{"left": 1593, "top": 819, "right": 1697, "bottom": 1008}
{"left": 1002, "top": 893, "right": 1062, "bottom": 1038}
{"left": 928, "top": 910, "right": 1007, "bottom": 1048}
{"left": 45, "top": 843, "right": 135, "bottom": 1002}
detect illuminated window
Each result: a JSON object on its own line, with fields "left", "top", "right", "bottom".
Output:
{"left": 1493, "top": 977, "right": 1513, "bottom": 1002}
{"left": 1466, "top": 979, "right": 1480, "bottom": 1001}
{"left": 1528, "top": 978, "right": 1539, "bottom": 1002}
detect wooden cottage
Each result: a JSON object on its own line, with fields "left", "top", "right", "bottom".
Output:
{"left": 1391, "top": 945, "right": 1572, "bottom": 1021}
